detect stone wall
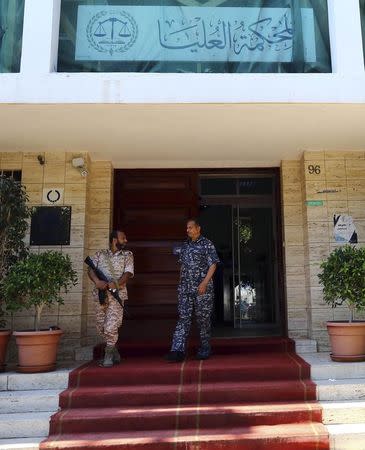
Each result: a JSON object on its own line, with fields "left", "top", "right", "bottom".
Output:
{"left": 281, "top": 161, "right": 308, "bottom": 340}
{"left": 282, "top": 151, "right": 365, "bottom": 350}
{"left": 82, "top": 159, "right": 113, "bottom": 348}
{"left": 302, "top": 151, "right": 365, "bottom": 351}
{"left": 0, "top": 152, "right": 113, "bottom": 360}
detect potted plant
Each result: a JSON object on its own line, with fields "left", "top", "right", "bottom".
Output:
{"left": 2, "top": 250, "right": 78, "bottom": 372}
{"left": 318, "top": 244, "right": 365, "bottom": 362}
{"left": 0, "top": 174, "right": 30, "bottom": 371}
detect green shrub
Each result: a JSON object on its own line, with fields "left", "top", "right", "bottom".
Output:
{"left": 318, "top": 245, "right": 365, "bottom": 322}
{"left": 2, "top": 251, "right": 78, "bottom": 331}
{"left": 0, "top": 175, "right": 30, "bottom": 328}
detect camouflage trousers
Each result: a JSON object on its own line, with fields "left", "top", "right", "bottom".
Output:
{"left": 171, "top": 292, "right": 213, "bottom": 353}
{"left": 94, "top": 293, "right": 124, "bottom": 346}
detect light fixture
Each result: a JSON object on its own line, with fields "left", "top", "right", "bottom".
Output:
{"left": 71, "top": 156, "right": 88, "bottom": 177}
{"left": 37, "top": 155, "right": 45, "bottom": 165}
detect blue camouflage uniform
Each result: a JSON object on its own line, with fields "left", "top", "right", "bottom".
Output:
{"left": 171, "top": 235, "right": 220, "bottom": 355}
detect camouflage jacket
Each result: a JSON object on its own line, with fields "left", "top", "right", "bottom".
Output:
{"left": 177, "top": 236, "right": 219, "bottom": 295}
{"left": 91, "top": 249, "right": 134, "bottom": 300}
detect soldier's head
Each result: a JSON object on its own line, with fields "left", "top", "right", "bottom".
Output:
{"left": 109, "top": 230, "right": 127, "bottom": 252}
{"left": 186, "top": 218, "right": 201, "bottom": 241}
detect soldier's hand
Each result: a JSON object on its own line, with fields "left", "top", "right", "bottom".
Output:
{"left": 95, "top": 280, "right": 108, "bottom": 290}
{"left": 108, "top": 281, "right": 118, "bottom": 290}
{"left": 198, "top": 282, "right": 207, "bottom": 295}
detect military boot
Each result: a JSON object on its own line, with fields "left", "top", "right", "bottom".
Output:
{"left": 99, "top": 345, "right": 114, "bottom": 367}
{"left": 112, "top": 346, "right": 121, "bottom": 364}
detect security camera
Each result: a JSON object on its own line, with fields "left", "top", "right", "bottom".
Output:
{"left": 71, "top": 157, "right": 88, "bottom": 177}
{"left": 72, "top": 157, "right": 85, "bottom": 168}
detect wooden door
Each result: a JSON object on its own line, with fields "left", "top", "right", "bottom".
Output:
{"left": 113, "top": 170, "right": 199, "bottom": 341}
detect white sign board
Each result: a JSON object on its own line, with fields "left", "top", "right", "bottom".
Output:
{"left": 333, "top": 214, "right": 358, "bottom": 243}
{"left": 75, "top": 6, "right": 316, "bottom": 62}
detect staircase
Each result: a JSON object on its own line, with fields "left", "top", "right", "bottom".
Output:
{"left": 302, "top": 351, "right": 365, "bottom": 449}
{"left": 0, "top": 366, "right": 70, "bottom": 450}
{"left": 41, "top": 338, "right": 329, "bottom": 450}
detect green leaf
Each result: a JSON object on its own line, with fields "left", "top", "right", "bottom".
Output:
{"left": 318, "top": 245, "right": 365, "bottom": 315}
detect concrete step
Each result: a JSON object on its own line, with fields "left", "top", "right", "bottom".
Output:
{"left": 0, "top": 390, "right": 61, "bottom": 413}
{"left": 0, "top": 437, "right": 42, "bottom": 450}
{"left": 328, "top": 423, "right": 365, "bottom": 450}
{"left": 0, "top": 368, "right": 72, "bottom": 392}
{"left": 301, "top": 352, "right": 365, "bottom": 380}
{"left": 294, "top": 339, "right": 317, "bottom": 353}
{"left": 316, "top": 378, "right": 365, "bottom": 401}
{"left": 0, "top": 412, "right": 51, "bottom": 439}
{"left": 322, "top": 400, "right": 365, "bottom": 424}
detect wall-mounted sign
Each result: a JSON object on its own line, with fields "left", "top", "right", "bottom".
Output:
{"left": 42, "top": 188, "right": 64, "bottom": 205}
{"left": 306, "top": 200, "right": 324, "bottom": 206}
{"left": 75, "top": 6, "right": 316, "bottom": 63}
{"left": 334, "top": 214, "right": 358, "bottom": 243}
{"left": 30, "top": 206, "right": 71, "bottom": 246}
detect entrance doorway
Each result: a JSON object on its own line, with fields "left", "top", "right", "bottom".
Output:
{"left": 113, "top": 169, "right": 285, "bottom": 341}
{"left": 199, "top": 172, "right": 284, "bottom": 336}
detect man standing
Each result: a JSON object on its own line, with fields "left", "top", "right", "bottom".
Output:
{"left": 166, "top": 219, "right": 219, "bottom": 362}
{"left": 88, "top": 230, "right": 134, "bottom": 367}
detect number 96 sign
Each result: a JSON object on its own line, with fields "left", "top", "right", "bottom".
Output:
{"left": 307, "top": 165, "right": 321, "bottom": 175}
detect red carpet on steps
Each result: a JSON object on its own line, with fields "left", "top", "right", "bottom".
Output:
{"left": 40, "top": 337, "right": 329, "bottom": 450}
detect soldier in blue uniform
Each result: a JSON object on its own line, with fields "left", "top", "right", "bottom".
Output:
{"left": 166, "top": 218, "right": 220, "bottom": 362}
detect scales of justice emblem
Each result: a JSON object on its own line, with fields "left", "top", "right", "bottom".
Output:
{"left": 86, "top": 10, "right": 138, "bottom": 55}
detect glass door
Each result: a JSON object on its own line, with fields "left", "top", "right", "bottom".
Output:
{"left": 199, "top": 172, "right": 283, "bottom": 336}
{"left": 232, "top": 206, "right": 278, "bottom": 330}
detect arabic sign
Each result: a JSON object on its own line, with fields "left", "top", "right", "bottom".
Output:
{"left": 75, "top": 6, "right": 316, "bottom": 62}
{"left": 333, "top": 214, "right": 358, "bottom": 244}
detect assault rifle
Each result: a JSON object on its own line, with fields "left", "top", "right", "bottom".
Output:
{"left": 84, "top": 256, "right": 129, "bottom": 316}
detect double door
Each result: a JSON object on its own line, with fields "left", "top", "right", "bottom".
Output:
{"left": 114, "top": 169, "right": 285, "bottom": 340}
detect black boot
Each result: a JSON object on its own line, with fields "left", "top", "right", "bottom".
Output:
{"left": 196, "top": 345, "right": 211, "bottom": 360}
{"left": 112, "top": 347, "right": 121, "bottom": 364}
{"left": 165, "top": 351, "right": 185, "bottom": 363}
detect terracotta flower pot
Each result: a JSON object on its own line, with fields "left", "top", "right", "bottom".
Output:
{"left": 327, "top": 321, "right": 365, "bottom": 362}
{"left": 13, "top": 329, "right": 63, "bottom": 373}
{"left": 0, "top": 330, "right": 11, "bottom": 372}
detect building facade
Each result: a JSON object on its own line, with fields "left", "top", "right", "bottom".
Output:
{"left": 1, "top": 0, "right": 365, "bottom": 359}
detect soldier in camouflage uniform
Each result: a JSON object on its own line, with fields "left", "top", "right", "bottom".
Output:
{"left": 88, "top": 230, "right": 134, "bottom": 367}
{"left": 166, "top": 219, "right": 219, "bottom": 362}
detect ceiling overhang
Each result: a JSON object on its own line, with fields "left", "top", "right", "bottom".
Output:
{"left": 0, "top": 103, "right": 364, "bottom": 168}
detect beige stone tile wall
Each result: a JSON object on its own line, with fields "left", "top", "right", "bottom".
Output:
{"left": 281, "top": 161, "right": 308, "bottom": 339}
{"left": 82, "top": 160, "right": 113, "bottom": 347}
{"left": 0, "top": 152, "right": 113, "bottom": 360}
{"left": 301, "top": 150, "right": 365, "bottom": 351}
{"left": 282, "top": 151, "right": 365, "bottom": 349}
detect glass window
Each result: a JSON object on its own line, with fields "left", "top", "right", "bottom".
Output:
{"left": 200, "top": 176, "right": 273, "bottom": 196}
{"left": 201, "top": 178, "right": 237, "bottom": 195}
{"left": 360, "top": 0, "right": 365, "bottom": 64}
{"left": 238, "top": 177, "right": 272, "bottom": 195}
{"left": 0, "top": 0, "right": 25, "bottom": 73}
{"left": 58, "top": 0, "right": 331, "bottom": 73}
{"left": 0, "top": 170, "right": 22, "bottom": 181}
